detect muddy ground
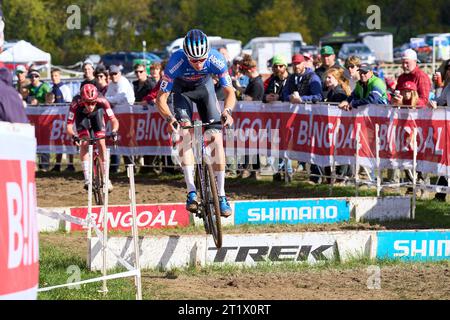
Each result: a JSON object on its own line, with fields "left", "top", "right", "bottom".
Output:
{"left": 37, "top": 171, "right": 450, "bottom": 300}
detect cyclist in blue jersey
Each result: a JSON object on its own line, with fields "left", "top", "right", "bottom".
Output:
{"left": 156, "top": 29, "right": 236, "bottom": 217}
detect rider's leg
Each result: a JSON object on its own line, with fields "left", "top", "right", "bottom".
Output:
{"left": 96, "top": 135, "right": 113, "bottom": 191}
{"left": 179, "top": 127, "right": 196, "bottom": 192}
{"left": 207, "top": 130, "right": 226, "bottom": 196}
{"left": 79, "top": 141, "right": 90, "bottom": 185}
{"left": 207, "top": 130, "right": 231, "bottom": 217}
{"left": 173, "top": 90, "right": 199, "bottom": 209}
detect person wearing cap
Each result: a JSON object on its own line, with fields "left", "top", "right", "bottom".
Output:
{"left": 105, "top": 64, "right": 135, "bottom": 106}
{"left": 315, "top": 46, "right": 344, "bottom": 96}
{"left": 80, "top": 60, "right": 96, "bottom": 89}
{"left": 25, "top": 69, "right": 52, "bottom": 171}
{"left": 338, "top": 63, "right": 388, "bottom": 111}
{"left": 263, "top": 54, "right": 289, "bottom": 103}
{"left": 302, "top": 53, "right": 314, "bottom": 70}
{"left": 26, "top": 69, "right": 52, "bottom": 105}
{"left": 394, "top": 49, "right": 431, "bottom": 107}
{"left": 15, "top": 65, "right": 30, "bottom": 99}
{"left": 315, "top": 47, "right": 340, "bottom": 77}
{"left": 393, "top": 81, "right": 419, "bottom": 107}
{"left": 282, "top": 53, "right": 322, "bottom": 104}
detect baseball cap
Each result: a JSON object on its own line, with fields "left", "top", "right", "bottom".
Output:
{"left": 303, "top": 53, "right": 312, "bottom": 61}
{"left": 82, "top": 59, "right": 94, "bottom": 68}
{"left": 402, "top": 49, "right": 417, "bottom": 61}
{"left": 28, "top": 69, "right": 40, "bottom": 77}
{"left": 291, "top": 54, "right": 305, "bottom": 64}
{"left": 398, "top": 81, "right": 417, "bottom": 91}
{"left": 15, "top": 65, "right": 27, "bottom": 74}
{"left": 358, "top": 63, "right": 373, "bottom": 73}
{"left": 320, "top": 46, "right": 335, "bottom": 55}
{"left": 109, "top": 65, "right": 121, "bottom": 74}
{"left": 271, "top": 54, "right": 287, "bottom": 66}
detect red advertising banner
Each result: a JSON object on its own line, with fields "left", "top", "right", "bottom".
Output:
{"left": 0, "top": 123, "right": 39, "bottom": 300}
{"left": 26, "top": 103, "right": 450, "bottom": 177}
{"left": 69, "top": 203, "right": 191, "bottom": 231}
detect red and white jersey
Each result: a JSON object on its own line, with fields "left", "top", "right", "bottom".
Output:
{"left": 66, "top": 96, "right": 116, "bottom": 125}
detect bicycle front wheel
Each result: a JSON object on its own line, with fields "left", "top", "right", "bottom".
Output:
{"left": 204, "top": 163, "right": 222, "bottom": 248}
{"left": 93, "top": 157, "right": 105, "bottom": 205}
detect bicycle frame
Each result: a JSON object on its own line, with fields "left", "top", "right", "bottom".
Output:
{"left": 80, "top": 131, "right": 117, "bottom": 205}
{"left": 175, "top": 119, "right": 223, "bottom": 247}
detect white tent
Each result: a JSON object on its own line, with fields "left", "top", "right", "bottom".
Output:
{"left": 0, "top": 40, "right": 51, "bottom": 78}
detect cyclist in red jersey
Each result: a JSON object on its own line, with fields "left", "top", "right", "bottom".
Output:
{"left": 66, "top": 84, "right": 119, "bottom": 190}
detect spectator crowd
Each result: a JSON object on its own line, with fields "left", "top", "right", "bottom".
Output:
{"left": 2, "top": 40, "right": 450, "bottom": 201}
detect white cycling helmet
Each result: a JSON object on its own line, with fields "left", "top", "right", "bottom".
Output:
{"left": 183, "top": 29, "right": 210, "bottom": 59}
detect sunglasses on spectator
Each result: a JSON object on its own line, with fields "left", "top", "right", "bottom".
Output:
{"left": 358, "top": 70, "right": 369, "bottom": 75}
{"left": 346, "top": 64, "right": 357, "bottom": 69}
{"left": 30, "top": 75, "right": 40, "bottom": 78}
{"left": 188, "top": 57, "right": 207, "bottom": 63}
{"left": 135, "top": 70, "right": 145, "bottom": 74}
{"left": 273, "top": 65, "right": 285, "bottom": 69}
{"left": 110, "top": 72, "right": 118, "bottom": 76}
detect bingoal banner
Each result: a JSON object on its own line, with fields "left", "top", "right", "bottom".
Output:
{"left": 26, "top": 103, "right": 450, "bottom": 177}
{"left": 0, "top": 121, "right": 38, "bottom": 300}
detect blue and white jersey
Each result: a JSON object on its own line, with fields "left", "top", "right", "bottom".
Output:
{"left": 160, "top": 49, "right": 232, "bottom": 92}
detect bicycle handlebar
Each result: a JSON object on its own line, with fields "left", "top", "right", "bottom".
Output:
{"left": 175, "top": 120, "right": 223, "bottom": 130}
{"left": 80, "top": 134, "right": 116, "bottom": 143}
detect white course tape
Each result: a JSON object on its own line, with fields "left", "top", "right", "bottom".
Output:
{"left": 91, "top": 226, "right": 136, "bottom": 271}
{"left": 38, "top": 207, "right": 135, "bottom": 271}
{"left": 417, "top": 184, "right": 450, "bottom": 194}
{"left": 37, "top": 269, "right": 139, "bottom": 292}
{"left": 38, "top": 207, "right": 88, "bottom": 227}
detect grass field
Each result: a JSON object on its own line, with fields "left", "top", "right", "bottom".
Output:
{"left": 37, "top": 176, "right": 450, "bottom": 300}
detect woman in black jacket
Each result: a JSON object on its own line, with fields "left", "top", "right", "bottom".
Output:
{"left": 324, "top": 67, "right": 352, "bottom": 103}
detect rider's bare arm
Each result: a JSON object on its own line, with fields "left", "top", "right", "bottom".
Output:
{"left": 66, "top": 123, "right": 75, "bottom": 137}
{"left": 222, "top": 86, "right": 236, "bottom": 113}
{"left": 155, "top": 90, "right": 174, "bottom": 121}
{"left": 110, "top": 117, "right": 119, "bottom": 133}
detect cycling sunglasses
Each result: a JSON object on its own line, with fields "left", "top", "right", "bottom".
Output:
{"left": 83, "top": 101, "right": 96, "bottom": 107}
{"left": 189, "top": 57, "right": 207, "bottom": 63}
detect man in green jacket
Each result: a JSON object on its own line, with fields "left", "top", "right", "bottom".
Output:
{"left": 338, "top": 63, "right": 388, "bottom": 110}
{"left": 27, "top": 69, "right": 52, "bottom": 105}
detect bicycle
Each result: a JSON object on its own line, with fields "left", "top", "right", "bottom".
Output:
{"left": 79, "top": 130, "right": 117, "bottom": 205}
{"left": 173, "top": 120, "right": 224, "bottom": 248}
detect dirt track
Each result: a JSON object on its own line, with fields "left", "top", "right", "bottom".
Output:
{"left": 37, "top": 172, "right": 450, "bottom": 300}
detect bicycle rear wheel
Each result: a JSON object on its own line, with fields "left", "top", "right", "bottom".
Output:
{"left": 93, "top": 157, "right": 104, "bottom": 205}
{"left": 204, "top": 163, "right": 222, "bottom": 248}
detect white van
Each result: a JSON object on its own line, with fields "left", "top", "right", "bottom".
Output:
{"left": 242, "top": 37, "right": 293, "bottom": 74}
{"left": 358, "top": 32, "right": 393, "bottom": 63}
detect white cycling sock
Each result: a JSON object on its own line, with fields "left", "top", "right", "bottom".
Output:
{"left": 82, "top": 161, "right": 90, "bottom": 183}
{"left": 183, "top": 166, "right": 196, "bottom": 193}
{"left": 215, "top": 171, "right": 226, "bottom": 197}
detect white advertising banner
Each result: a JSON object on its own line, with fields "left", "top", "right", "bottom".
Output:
{"left": 0, "top": 121, "right": 39, "bottom": 300}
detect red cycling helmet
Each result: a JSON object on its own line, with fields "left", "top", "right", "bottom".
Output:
{"left": 80, "top": 83, "right": 98, "bottom": 103}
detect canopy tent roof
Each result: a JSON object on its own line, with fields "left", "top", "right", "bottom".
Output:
{"left": 0, "top": 40, "right": 51, "bottom": 63}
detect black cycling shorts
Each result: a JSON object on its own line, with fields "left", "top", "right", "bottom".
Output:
{"left": 75, "top": 107, "right": 106, "bottom": 138}
{"left": 171, "top": 76, "right": 222, "bottom": 130}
